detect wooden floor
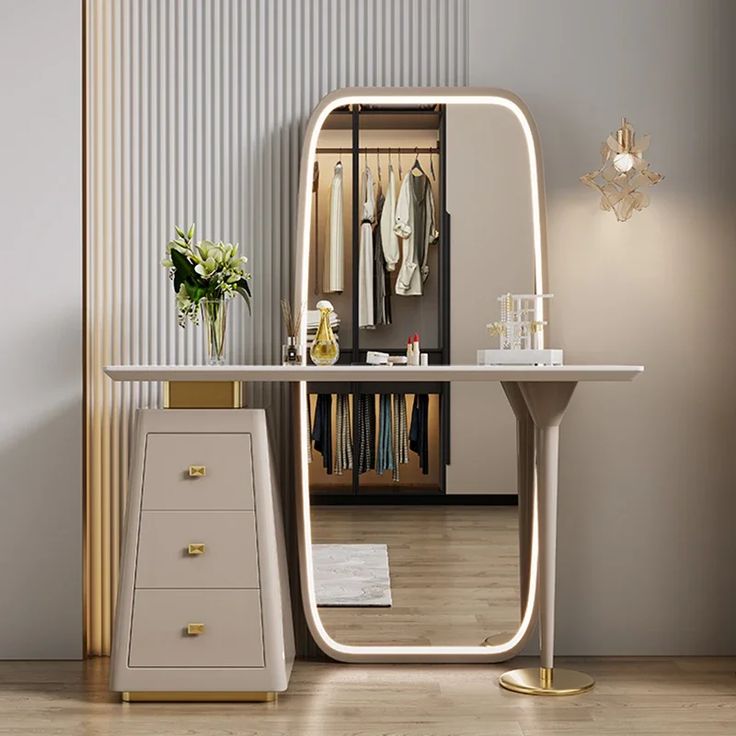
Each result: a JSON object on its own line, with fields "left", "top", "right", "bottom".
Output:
{"left": 1, "top": 657, "right": 735, "bottom": 735}
{"left": 312, "top": 505, "right": 521, "bottom": 646}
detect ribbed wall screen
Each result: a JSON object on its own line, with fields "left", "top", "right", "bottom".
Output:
{"left": 85, "top": 0, "right": 468, "bottom": 655}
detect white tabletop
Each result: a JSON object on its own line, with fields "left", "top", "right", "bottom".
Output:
{"left": 104, "top": 364, "right": 644, "bottom": 383}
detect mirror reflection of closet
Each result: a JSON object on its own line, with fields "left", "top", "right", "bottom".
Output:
{"left": 309, "top": 105, "right": 445, "bottom": 498}
{"left": 305, "top": 99, "right": 537, "bottom": 648}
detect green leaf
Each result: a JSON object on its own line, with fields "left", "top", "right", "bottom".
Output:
{"left": 185, "top": 282, "right": 206, "bottom": 303}
{"left": 170, "top": 248, "right": 198, "bottom": 292}
{"left": 236, "top": 287, "right": 252, "bottom": 315}
{"left": 237, "top": 277, "right": 252, "bottom": 297}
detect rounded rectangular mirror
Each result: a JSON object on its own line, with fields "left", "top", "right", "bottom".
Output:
{"left": 295, "top": 88, "right": 547, "bottom": 662}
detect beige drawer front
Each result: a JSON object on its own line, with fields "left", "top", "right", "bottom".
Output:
{"left": 129, "top": 589, "right": 264, "bottom": 668}
{"left": 142, "top": 433, "right": 254, "bottom": 510}
{"left": 135, "top": 511, "right": 259, "bottom": 589}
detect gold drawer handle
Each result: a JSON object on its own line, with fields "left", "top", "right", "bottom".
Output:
{"left": 187, "top": 543, "right": 206, "bottom": 556}
{"left": 186, "top": 623, "right": 205, "bottom": 636}
{"left": 188, "top": 465, "right": 207, "bottom": 477}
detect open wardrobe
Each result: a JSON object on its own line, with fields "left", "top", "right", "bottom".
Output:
{"left": 307, "top": 104, "right": 447, "bottom": 498}
{"left": 306, "top": 103, "right": 533, "bottom": 501}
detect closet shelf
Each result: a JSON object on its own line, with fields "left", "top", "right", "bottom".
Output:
{"left": 321, "top": 109, "right": 441, "bottom": 131}
{"left": 316, "top": 146, "right": 439, "bottom": 155}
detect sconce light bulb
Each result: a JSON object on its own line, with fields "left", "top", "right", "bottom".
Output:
{"left": 613, "top": 152, "right": 635, "bottom": 173}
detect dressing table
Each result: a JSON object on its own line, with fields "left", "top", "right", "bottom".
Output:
{"left": 106, "top": 363, "right": 642, "bottom": 697}
{"left": 108, "top": 80, "right": 643, "bottom": 703}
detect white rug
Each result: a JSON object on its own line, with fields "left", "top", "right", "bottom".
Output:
{"left": 313, "top": 544, "right": 392, "bottom": 607}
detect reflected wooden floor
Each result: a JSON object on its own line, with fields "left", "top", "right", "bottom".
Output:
{"left": 311, "top": 505, "right": 521, "bottom": 646}
{"left": 1, "top": 657, "right": 735, "bottom": 736}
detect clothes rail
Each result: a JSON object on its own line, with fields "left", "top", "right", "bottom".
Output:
{"left": 316, "top": 146, "right": 439, "bottom": 154}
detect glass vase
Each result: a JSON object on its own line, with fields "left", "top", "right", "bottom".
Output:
{"left": 309, "top": 302, "right": 339, "bottom": 366}
{"left": 201, "top": 297, "right": 228, "bottom": 365}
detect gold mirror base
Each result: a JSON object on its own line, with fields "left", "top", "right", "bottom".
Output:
{"left": 499, "top": 667, "right": 594, "bottom": 696}
{"left": 122, "top": 691, "right": 276, "bottom": 703}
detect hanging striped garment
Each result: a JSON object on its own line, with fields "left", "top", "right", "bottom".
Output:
{"left": 357, "top": 393, "right": 376, "bottom": 474}
{"left": 311, "top": 393, "right": 333, "bottom": 474}
{"left": 376, "top": 393, "right": 395, "bottom": 475}
{"left": 392, "top": 393, "right": 409, "bottom": 482}
{"left": 333, "top": 393, "right": 353, "bottom": 475}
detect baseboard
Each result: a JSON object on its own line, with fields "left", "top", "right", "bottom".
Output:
{"left": 310, "top": 493, "right": 518, "bottom": 506}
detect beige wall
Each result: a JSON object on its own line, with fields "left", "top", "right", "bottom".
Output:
{"left": 470, "top": 0, "right": 736, "bottom": 654}
{"left": 445, "top": 104, "right": 534, "bottom": 494}
{"left": 0, "top": 0, "right": 82, "bottom": 658}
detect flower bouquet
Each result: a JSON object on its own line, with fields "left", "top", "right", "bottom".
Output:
{"left": 162, "top": 224, "right": 252, "bottom": 364}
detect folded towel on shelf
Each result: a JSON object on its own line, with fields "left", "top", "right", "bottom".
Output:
{"left": 306, "top": 309, "right": 340, "bottom": 339}
{"left": 306, "top": 309, "right": 340, "bottom": 329}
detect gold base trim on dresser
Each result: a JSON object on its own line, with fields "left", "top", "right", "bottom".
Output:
{"left": 122, "top": 691, "right": 277, "bottom": 703}
{"left": 164, "top": 381, "right": 243, "bottom": 409}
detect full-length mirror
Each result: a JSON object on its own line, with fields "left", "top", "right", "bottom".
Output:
{"left": 295, "top": 89, "right": 547, "bottom": 662}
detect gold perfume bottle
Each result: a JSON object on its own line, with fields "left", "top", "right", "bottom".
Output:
{"left": 309, "top": 300, "right": 339, "bottom": 366}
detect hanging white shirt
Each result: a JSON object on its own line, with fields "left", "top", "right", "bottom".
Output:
{"left": 394, "top": 169, "right": 439, "bottom": 296}
{"left": 358, "top": 166, "right": 376, "bottom": 327}
{"left": 323, "top": 161, "right": 344, "bottom": 293}
{"left": 380, "top": 164, "right": 400, "bottom": 272}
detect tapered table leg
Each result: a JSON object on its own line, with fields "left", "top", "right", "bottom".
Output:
{"left": 499, "top": 381, "right": 594, "bottom": 696}
{"left": 501, "top": 381, "right": 534, "bottom": 615}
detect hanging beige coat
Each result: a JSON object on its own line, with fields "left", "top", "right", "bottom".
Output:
{"left": 394, "top": 170, "right": 438, "bottom": 296}
{"left": 358, "top": 166, "right": 376, "bottom": 327}
{"left": 380, "top": 164, "right": 400, "bottom": 272}
{"left": 323, "top": 161, "right": 344, "bottom": 293}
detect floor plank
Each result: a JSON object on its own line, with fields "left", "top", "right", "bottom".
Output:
{"left": 0, "top": 658, "right": 734, "bottom": 735}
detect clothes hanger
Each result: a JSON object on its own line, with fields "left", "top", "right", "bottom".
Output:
{"left": 430, "top": 150, "right": 436, "bottom": 181}
{"left": 376, "top": 147, "right": 382, "bottom": 184}
{"left": 411, "top": 146, "right": 426, "bottom": 177}
{"left": 398, "top": 149, "right": 403, "bottom": 179}
{"left": 337, "top": 148, "right": 343, "bottom": 166}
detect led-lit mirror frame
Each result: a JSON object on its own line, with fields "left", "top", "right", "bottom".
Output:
{"left": 295, "top": 87, "right": 548, "bottom": 663}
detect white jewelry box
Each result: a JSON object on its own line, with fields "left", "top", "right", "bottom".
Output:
{"left": 477, "top": 348, "right": 564, "bottom": 366}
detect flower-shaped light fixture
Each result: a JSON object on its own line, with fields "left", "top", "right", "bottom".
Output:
{"left": 580, "top": 118, "right": 663, "bottom": 222}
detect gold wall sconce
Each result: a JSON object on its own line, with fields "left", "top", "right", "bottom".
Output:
{"left": 580, "top": 117, "right": 663, "bottom": 222}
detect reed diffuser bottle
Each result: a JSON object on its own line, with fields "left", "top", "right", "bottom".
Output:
{"left": 309, "top": 300, "right": 339, "bottom": 366}
{"left": 280, "top": 298, "right": 304, "bottom": 365}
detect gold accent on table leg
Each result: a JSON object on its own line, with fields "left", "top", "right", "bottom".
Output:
{"left": 186, "top": 623, "right": 205, "bottom": 636}
{"left": 121, "top": 691, "right": 277, "bottom": 703}
{"left": 499, "top": 667, "right": 594, "bottom": 696}
{"left": 164, "top": 381, "right": 243, "bottom": 409}
{"left": 188, "top": 465, "right": 207, "bottom": 477}
{"left": 540, "top": 666, "right": 553, "bottom": 688}
{"left": 186, "top": 543, "right": 206, "bottom": 555}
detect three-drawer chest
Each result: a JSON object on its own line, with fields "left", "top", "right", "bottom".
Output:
{"left": 110, "top": 408, "right": 294, "bottom": 701}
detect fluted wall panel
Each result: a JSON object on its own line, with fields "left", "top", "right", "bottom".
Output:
{"left": 85, "top": 0, "right": 468, "bottom": 655}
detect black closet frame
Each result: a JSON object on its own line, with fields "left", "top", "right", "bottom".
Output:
{"left": 309, "top": 104, "right": 464, "bottom": 504}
